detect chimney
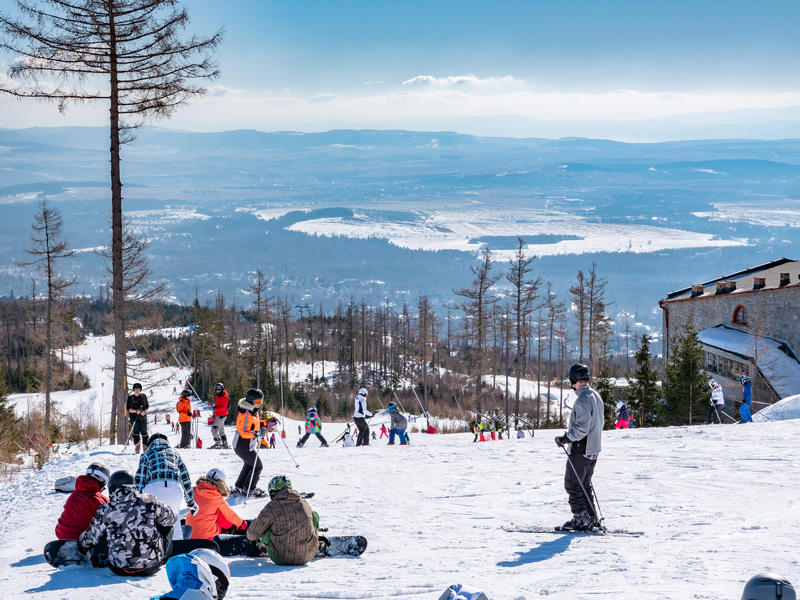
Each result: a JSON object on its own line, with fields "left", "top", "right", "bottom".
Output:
{"left": 715, "top": 282, "right": 728, "bottom": 295}
{"left": 753, "top": 277, "right": 766, "bottom": 290}
{"left": 691, "top": 284, "right": 704, "bottom": 298}
{"left": 726, "top": 280, "right": 737, "bottom": 292}
{"left": 780, "top": 272, "right": 790, "bottom": 287}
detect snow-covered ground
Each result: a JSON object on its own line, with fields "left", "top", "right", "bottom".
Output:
{"left": 3, "top": 334, "right": 800, "bottom": 599}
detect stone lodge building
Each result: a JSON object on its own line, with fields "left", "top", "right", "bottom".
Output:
{"left": 659, "top": 258, "right": 800, "bottom": 412}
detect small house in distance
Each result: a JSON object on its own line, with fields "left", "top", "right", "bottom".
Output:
{"left": 659, "top": 258, "right": 800, "bottom": 412}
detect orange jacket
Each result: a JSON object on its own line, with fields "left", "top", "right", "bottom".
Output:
{"left": 236, "top": 410, "right": 260, "bottom": 439}
{"left": 177, "top": 397, "right": 192, "bottom": 423}
{"left": 185, "top": 481, "right": 243, "bottom": 540}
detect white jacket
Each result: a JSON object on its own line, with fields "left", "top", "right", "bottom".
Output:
{"left": 711, "top": 385, "right": 725, "bottom": 405}
{"left": 353, "top": 395, "right": 373, "bottom": 419}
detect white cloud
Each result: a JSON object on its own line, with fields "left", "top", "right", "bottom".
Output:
{"left": 309, "top": 93, "right": 340, "bottom": 103}
{"left": 402, "top": 74, "right": 518, "bottom": 87}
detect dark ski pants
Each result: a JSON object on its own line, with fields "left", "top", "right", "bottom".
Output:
{"left": 564, "top": 452, "right": 598, "bottom": 518}
{"left": 129, "top": 415, "right": 148, "bottom": 446}
{"left": 299, "top": 431, "right": 328, "bottom": 446}
{"left": 354, "top": 417, "right": 370, "bottom": 446}
{"left": 706, "top": 404, "right": 721, "bottom": 424}
{"left": 234, "top": 436, "right": 263, "bottom": 490}
{"left": 179, "top": 421, "right": 191, "bottom": 447}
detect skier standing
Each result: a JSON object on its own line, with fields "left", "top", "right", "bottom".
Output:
{"left": 245, "top": 475, "right": 319, "bottom": 566}
{"left": 353, "top": 388, "right": 373, "bottom": 446}
{"left": 176, "top": 389, "right": 193, "bottom": 449}
{"left": 705, "top": 380, "right": 725, "bottom": 424}
{"left": 126, "top": 383, "right": 149, "bottom": 453}
{"left": 185, "top": 468, "right": 245, "bottom": 540}
{"left": 380, "top": 424, "right": 388, "bottom": 439}
{"left": 615, "top": 400, "right": 630, "bottom": 429}
{"left": 554, "top": 363, "right": 604, "bottom": 531}
{"left": 135, "top": 433, "right": 198, "bottom": 539}
{"left": 55, "top": 462, "right": 111, "bottom": 540}
{"left": 79, "top": 470, "right": 175, "bottom": 577}
{"left": 297, "top": 407, "right": 329, "bottom": 447}
{"left": 232, "top": 388, "right": 267, "bottom": 497}
{"left": 739, "top": 376, "right": 754, "bottom": 423}
{"left": 387, "top": 402, "right": 408, "bottom": 445}
{"left": 210, "top": 383, "right": 230, "bottom": 449}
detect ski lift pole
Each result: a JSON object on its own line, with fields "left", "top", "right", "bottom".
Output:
{"left": 410, "top": 387, "right": 428, "bottom": 429}
{"left": 392, "top": 391, "right": 407, "bottom": 414}
{"left": 279, "top": 372, "right": 285, "bottom": 435}
{"left": 452, "top": 394, "right": 466, "bottom": 421}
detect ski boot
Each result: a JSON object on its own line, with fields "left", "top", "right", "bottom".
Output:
{"left": 248, "top": 487, "right": 268, "bottom": 498}
{"left": 208, "top": 442, "right": 222, "bottom": 449}
{"left": 135, "top": 442, "right": 141, "bottom": 454}
{"left": 322, "top": 443, "right": 329, "bottom": 447}
{"left": 296, "top": 441, "right": 304, "bottom": 448}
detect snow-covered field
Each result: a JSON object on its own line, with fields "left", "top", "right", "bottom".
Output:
{"left": 2, "top": 334, "right": 799, "bottom": 599}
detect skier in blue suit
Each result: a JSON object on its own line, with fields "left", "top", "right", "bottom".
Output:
{"left": 739, "top": 376, "right": 753, "bottom": 423}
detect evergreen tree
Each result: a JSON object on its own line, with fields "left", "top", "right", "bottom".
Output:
{"left": 661, "top": 316, "right": 709, "bottom": 425}
{"left": 592, "top": 304, "right": 617, "bottom": 428}
{"left": 627, "top": 334, "right": 660, "bottom": 426}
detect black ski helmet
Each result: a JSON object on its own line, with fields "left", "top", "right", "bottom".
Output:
{"left": 85, "top": 462, "right": 111, "bottom": 488}
{"left": 147, "top": 432, "right": 169, "bottom": 447}
{"left": 742, "top": 573, "right": 796, "bottom": 600}
{"left": 108, "top": 470, "right": 135, "bottom": 492}
{"left": 568, "top": 363, "right": 591, "bottom": 385}
{"left": 215, "top": 382, "right": 224, "bottom": 392}
{"left": 246, "top": 388, "right": 264, "bottom": 404}
{"left": 132, "top": 382, "right": 142, "bottom": 391}
{"left": 180, "top": 389, "right": 192, "bottom": 398}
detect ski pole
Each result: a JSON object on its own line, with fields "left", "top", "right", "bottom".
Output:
{"left": 244, "top": 432, "right": 266, "bottom": 505}
{"left": 561, "top": 445, "right": 606, "bottom": 533}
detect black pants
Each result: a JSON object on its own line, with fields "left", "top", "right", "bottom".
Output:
{"left": 706, "top": 404, "right": 721, "bottom": 424}
{"left": 354, "top": 417, "right": 370, "bottom": 446}
{"left": 179, "top": 421, "right": 191, "bottom": 448}
{"left": 564, "top": 452, "right": 598, "bottom": 518}
{"left": 234, "top": 435, "right": 263, "bottom": 490}
{"left": 129, "top": 415, "right": 148, "bottom": 446}
{"left": 299, "top": 432, "right": 328, "bottom": 446}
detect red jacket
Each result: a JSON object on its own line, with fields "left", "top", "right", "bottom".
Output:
{"left": 214, "top": 391, "right": 229, "bottom": 417}
{"left": 55, "top": 475, "right": 108, "bottom": 540}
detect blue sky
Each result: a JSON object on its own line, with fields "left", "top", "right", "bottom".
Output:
{"left": 2, "top": 0, "right": 800, "bottom": 139}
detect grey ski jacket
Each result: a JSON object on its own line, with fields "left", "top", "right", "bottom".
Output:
{"left": 566, "top": 384, "right": 604, "bottom": 455}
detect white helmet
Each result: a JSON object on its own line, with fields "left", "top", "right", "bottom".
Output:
{"left": 615, "top": 400, "right": 623, "bottom": 409}
{"left": 742, "top": 573, "right": 796, "bottom": 600}
{"left": 206, "top": 468, "right": 226, "bottom": 484}
{"left": 189, "top": 549, "right": 230, "bottom": 600}
{"left": 358, "top": 388, "right": 368, "bottom": 397}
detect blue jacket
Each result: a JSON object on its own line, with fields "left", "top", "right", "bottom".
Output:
{"left": 618, "top": 404, "right": 629, "bottom": 421}
{"left": 742, "top": 380, "right": 752, "bottom": 406}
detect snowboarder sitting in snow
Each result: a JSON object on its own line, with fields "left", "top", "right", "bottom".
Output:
{"left": 185, "top": 468, "right": 246, "bottom": 540}
{"left": 387, "top": 402, "right": 408, "bottom": 445}
{"left": 245, "top": 475, "right": 320, "bottom": 566}
{"left": 554, "top": 363, "right": 604, "bottom": 531}
{"left": 297, "top": 406, "right": 329, "bottom": 447}
{"left": 135, "top": 433, "right": 198, "bottom": 539}
{"left": 127, "top": 382, "right": 150, "bottom": 453}
{"left": 615, "top": 400, "right": 630, "bottom": 429}
{"left": 79, "top": 470, "right": 175, "bottom": 577}
{"left": 55, "top": 462, "right": 111, "bottom": 540}
{"left": 739, "top": 375, "right": 754, "bottom": 423}
{"left": 150, "top": 548, "right": 230, "bottom": 600}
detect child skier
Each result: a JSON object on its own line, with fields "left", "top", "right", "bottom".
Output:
{"left": 270, "top": 433, "right": 276, "bottom": 449}
{"left": 176, "top": 389, "right": 193, "bottom": 448}
{"left": 245, "top": 475, "right": 319, "bottom": 566}
{"left": 387, "top": 402, "right": 408, "bottom": 445}
{"left": 615, "top": 400, "right": 630, "bottom": 429}
{"left": 185, "top": 468, "right": 245, "bottom": 540}
{"left": 79, "top": 470, "right": 175, "bottom": 577}
{"left": 380, "top": 424, "right": 388, "bottom": 439}
{"left": 55, "top": 462, "right": 111, "bottom": 540}
{"left": 135, "top": 433, "right": 198, "bottom": 539}
{"left": 297, "top": 406, "right": 329, "bottom": 447}
{"left": 209, "top": 383, "right": 230, "bottom": 449}
{"left": 232, "top": 388, "right": 266, "bottom": 497}
{"left": 126, "top": 383, "right": 149, "bottom": 453}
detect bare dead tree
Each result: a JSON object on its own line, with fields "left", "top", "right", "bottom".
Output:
{"left": 19, "top": 199, "right": 76, "bottom": 431}
{"left": 1, "top": 0, "right": 222, "bottom": 442}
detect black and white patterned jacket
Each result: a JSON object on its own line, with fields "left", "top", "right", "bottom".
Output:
{"left": 134, "top": 439, "right": 195, "bottom": 507}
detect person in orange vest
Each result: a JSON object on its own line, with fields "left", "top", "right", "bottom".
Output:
{"left": 176, "top": 389, "right": 193, "bottom": 449}
{"left": 232, "top": 388, "right": 266, "bottom": 497}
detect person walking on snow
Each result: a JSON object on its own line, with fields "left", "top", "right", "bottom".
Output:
{"left": 387, "top": 402, "right": 408, "bottom": 445}
{"left": 380, "top": 423, "right": 388, "bottom": 439}
{"left": 55, "top": 462, "right": 111, "bottom": 540}
{"left": 135, "top": 433, "right": 198, "bottom": 539}
{"left": 127, "top": 383, "right": 149, "bottom": 453}
{"left": 185, "top": 468, "right": 245, "bottom": 540}
{"left": 739, "top": 376, "right": 753, "bottom": 422}
{"left": 79, "top": 470, "right": 175, "bottom": 577}
{"left": 705, "top": 380, "right": 725, "bottom": 424}
{"left": 246, "top": 475, "right": 320, "bottom": 566}
{"left": 176, "top": 389, "right": 193, "bottom": 449}
{"left": 554, "top": 363, "right": 604, "bottom": 531}
{"left": 232, "top": 388, "right": 267, "bottom": 497}
{"left": 297, "top": 406, "right": 329, "bottom": 447}
{"left": 353, "top": 388, "right": 373, "bottom": 446}
{"left": 210, "top": 383, "right": 230, "bottom": 449}
{"left": 615, "top": 400, "right": 630, "bottom": 429}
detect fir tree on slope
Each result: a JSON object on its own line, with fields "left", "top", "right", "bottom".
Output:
{"left": 591, "top": 301, "right": 618, "bottom": 428}
{"left": 661, "top": 316, "right": 709, "bottom": 426}
{"left": 627, "top": 334, "right": 660, "bottom": 427}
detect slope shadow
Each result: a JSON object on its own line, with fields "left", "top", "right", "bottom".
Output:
{"left": 12, "top": 553, "right": 46, "bottom": 568}
{"left": 497, "top": 536, "right": 573, "bottom": 567}
{"left": 26, "top": 567, "right": 112, "bottom": 593}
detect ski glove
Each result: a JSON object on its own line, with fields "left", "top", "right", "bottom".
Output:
{"left": 555, "top": 434, "right": 570, "bottom": 448}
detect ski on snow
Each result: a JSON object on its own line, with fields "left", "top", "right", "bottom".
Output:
{"left": 502, "top": 523, "right": 643, "bottom": 537}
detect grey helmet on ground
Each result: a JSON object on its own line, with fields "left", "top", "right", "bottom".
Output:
{"left": 741, "top": 573, "right": 796, "bottom": 600}
{"left": 86, "top": 462, "right": 111, "bottom": 488}
{"left": 108, "top": 470, "right": 135, "bottom": 492}
{"left": 568, "top": 363, "right": 591, "bottom": 385}
{"left": 189, "top": 548, "right": 230, "bottom": 600}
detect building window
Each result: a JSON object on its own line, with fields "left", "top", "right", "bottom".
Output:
{"left": 733, "top": 305, "right": 748, "bottom": 327}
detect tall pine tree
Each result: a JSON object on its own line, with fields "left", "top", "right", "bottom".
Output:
{"left": 661, "top": 316, "right": 709, "bottom": 425}
{"left": 627, "top": 334, "right": 660, "bottom": 427}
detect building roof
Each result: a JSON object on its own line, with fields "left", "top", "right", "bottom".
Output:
{"left": 697, "top": 325, "right": 800, "bottom": 399}
{"left": 664, "top": 258, "right": 800, "bottom": 301}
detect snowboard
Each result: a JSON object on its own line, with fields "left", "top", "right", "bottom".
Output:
{"left": 43, "top": 538, "right": 219, "bottom": 568}
{"left": 212, "top": 534, "right": 367, "bottom": 558}
{"left": 502, "top": 523, "right": 643, "bottom": 538}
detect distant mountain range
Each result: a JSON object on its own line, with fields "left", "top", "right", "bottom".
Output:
{"left": 1, "top": 126, "right": 799, "bottom": 339}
